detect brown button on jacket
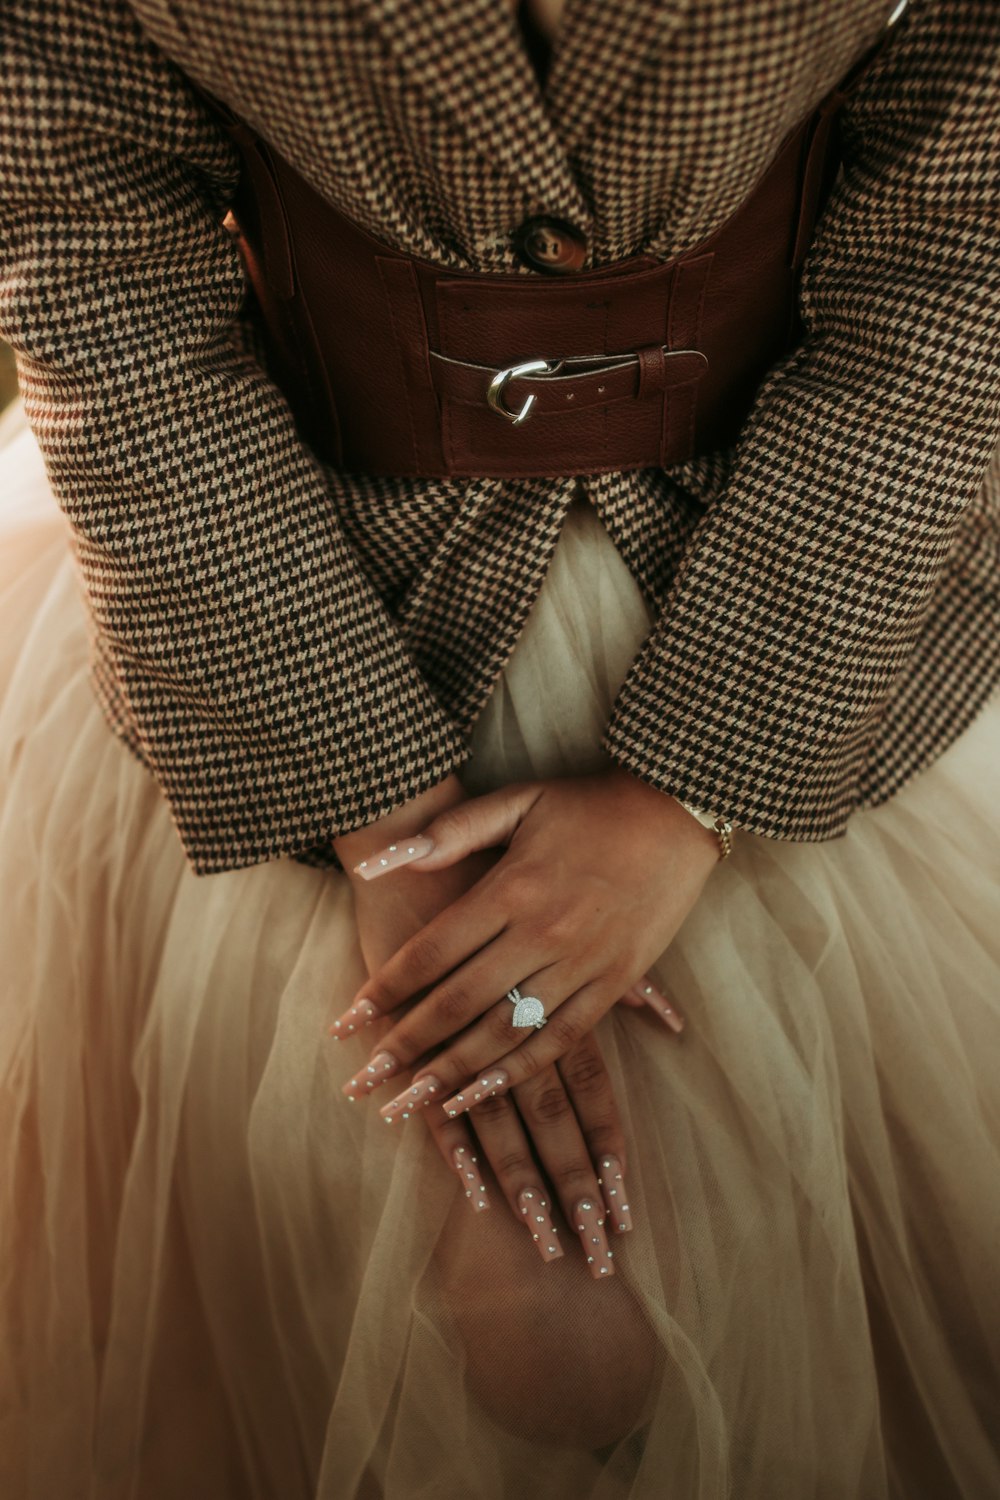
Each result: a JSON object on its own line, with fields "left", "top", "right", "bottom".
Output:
{"left": 0, "top": 0, "right": 998, "bottom": 876}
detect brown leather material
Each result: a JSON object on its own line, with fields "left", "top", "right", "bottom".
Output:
{"left": 193, "top": 42, "right": 882, "bottom": 479}
{"left": 428, "top": 348, "right": 710, "bottom": 415}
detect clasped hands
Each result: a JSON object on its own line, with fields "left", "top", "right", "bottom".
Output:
{"left": 330, "top": 764, "right": 719, "bottom": 1272}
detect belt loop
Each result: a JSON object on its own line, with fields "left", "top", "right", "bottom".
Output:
{"left": 662, "top": 256, "right": 712, "bottom": 464}
{"left": 636, "top": 344, "right": 666, "bottom": 399}
{"left": 668, "top": 255, "right": 713, "bottom": 350}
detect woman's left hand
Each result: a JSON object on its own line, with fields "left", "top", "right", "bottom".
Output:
{"left": 331, "top": 767, "right": 721, "bottom": 1122}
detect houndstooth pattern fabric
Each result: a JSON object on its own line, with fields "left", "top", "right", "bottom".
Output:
{"left": 1, "top": 0, "right": 998, "bottom": 875}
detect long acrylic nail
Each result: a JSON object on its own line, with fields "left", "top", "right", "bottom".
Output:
{"left": 451, "top": 1146, "right": 490, "bottom": 1212}
{"left": 441, "top": 1069, "right": 510, "bottom": 1119}
{"left": 341, "top": 1050, "right": 399, "bottom": 1101}
{"left": 634, "top": 980, "right": 685, "bottom": 1036}
{"left": 379, "top": 1073, "right": 444, "bottom": 1122}
{"left": 596, "top": 1154, "right": 632, "bottom": 1234}
{"left": 353, "top": 835, "right": 435, "bottom": 881}
{"left": 328, "top": 997, "right": 379, "bottom": 1038}
{"left": 573, "top": 1196, "right": 615, "bottom": 1279}
{"left": 517, "top": 1187, "right": 564, "bottom": 1263}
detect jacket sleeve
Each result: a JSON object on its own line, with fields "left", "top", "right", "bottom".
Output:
{"left": 0, "top": 0, "right": 469, "bottom": 876}
{"left": 601, "top": 0, "right": 1000, "bottom": 841}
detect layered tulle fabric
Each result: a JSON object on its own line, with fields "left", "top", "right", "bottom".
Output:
{"left": 1, "top": 394, "right": 999, "bottom": 1500}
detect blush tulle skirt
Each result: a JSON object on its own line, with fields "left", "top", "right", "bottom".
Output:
{"left": 1, "top": 395, "right": 999, "bottom": 1500}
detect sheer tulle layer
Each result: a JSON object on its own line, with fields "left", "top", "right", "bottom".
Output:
{"left": 1, "top": 399, "right": 998, "bottom": 1499}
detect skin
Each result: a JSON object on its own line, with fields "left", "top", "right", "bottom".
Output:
{"left": 331, "top": 768, "right": 718, "bottom": 1268}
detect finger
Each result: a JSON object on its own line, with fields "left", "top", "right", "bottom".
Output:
{"left": 343, "top": 958, "right": 575, "bottom": 1110}
{"left": 447, "top": 1085, "right": 567, "bottom": 1266}
{"left": 329, "top": 882, "right": 507, "bottom": 1038}
{"left": 436, "top": 974, "right": 642, "bottom": 1120}
{"left": 342, "top": 964, "right": 682, "bottom": 1117}
{"left": 358, "top": 935, "right": 568, "bottom": 1083}
{"left": 508, "top": 1061, "right": 616, "bottom": 1278}
{"left": 415, "top": 1090, "right": 493, "bottom": 1213}
{"left": 628, "top": 977, "right": 686, "bottom": 1035}
{"left": 555, "top": 1037, "right": 633, "bottom": 1236}
{"left": 351, "top": 781, "right": 544, "bottom": 881}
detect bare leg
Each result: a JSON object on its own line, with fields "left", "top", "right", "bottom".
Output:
{"left": 429, "top": 1187, "right": 659, "bottom": 1449}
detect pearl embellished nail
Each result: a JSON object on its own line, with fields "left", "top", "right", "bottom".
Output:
{"left": 440, "top": 1069, "right": 509, "bottom": 1119}
{"left": 451, "top": 1146, "right": 489, "bottom": 1212}
{"left": 341, "top": 1049, "right": 398, "bottom": 1100}
{"left": 379, "top": 1073, "right": 443, "bottom": 1121}
{"left": 329, "top": 997, "right": 379, "bottom": 1038}
{"left": 572, "top": 1196, "right": 615, "bottom": 1279}
{"left": 596, "top": 1153, "right": 632, "bottom": 1233}
{"left": 353, "top": 834, "right": 435, "bottom": 881}
{"left": 517, "top": 1187, "right": 563, "bottom": 1263}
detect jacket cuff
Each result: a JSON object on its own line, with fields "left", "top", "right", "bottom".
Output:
{"left": 89, "top": 644, "right": 470, "bottom": 876}
{"left": 600, "top": 648, "right": 861, "bottom": 843}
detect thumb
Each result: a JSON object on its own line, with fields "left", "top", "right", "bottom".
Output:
{"left": 352, "top": 781, "right": 543, "bottom": 880}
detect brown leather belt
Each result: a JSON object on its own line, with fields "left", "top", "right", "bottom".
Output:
{"left": 192, "top": 27, "right": 894, "bottom": 480}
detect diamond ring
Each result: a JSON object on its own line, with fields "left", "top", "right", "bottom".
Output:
{"left": 506, "top": 986, "right": 547, "bottom": 1030}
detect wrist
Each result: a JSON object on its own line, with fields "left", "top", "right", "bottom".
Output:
{"left": 601, "top": 763, "right": 730, "bottom": 864}
{"left": 332, "top": 773, "right": 467, "bottom": 873}
{"left": 674, "top": 801, "right": 734, "bottom": 860}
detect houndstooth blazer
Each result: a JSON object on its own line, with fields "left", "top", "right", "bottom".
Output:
{"left": 1, "top": 0, "right": 998, "bottom": 876}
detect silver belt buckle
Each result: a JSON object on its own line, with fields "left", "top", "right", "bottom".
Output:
{"left": 486, "top": 358, "right": 559, "bottom": 425}
{"left": 485, "top": 351, "right": 636, "bottom": 426}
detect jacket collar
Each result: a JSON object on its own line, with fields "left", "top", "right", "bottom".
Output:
{"left": 363, "top": 0, "right": 695, "bottom": 213}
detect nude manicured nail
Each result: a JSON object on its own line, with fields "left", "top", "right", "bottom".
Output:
{"left": 441, "top": 1069, "right": 510, "bottom": 1119}
{"left": 451, "top": 1146, "right": 490, "bottom": 1212}
{"left": 518, "top": 1187, "right": 564, "bottom": 1263}
{"left": 353, "top": 835, "right": 435, "bottom": 880}
{"left": 596, "top": 1154, "right": 633, "bottom": 1234}
{"left": 634, "top": 980, "right": 685, "bottom": 1036}
{"left": 378, "top": 1073, "right": 444, "bottom": 1122}
{"left": 573, "top": 1196, "right": 615, "bottom": 1278}
{"left": 329, "top": 997, "right": 379, "bottom": 1038}
{"left": 341, "top": 1049, "right": 398, "bottom": 1100}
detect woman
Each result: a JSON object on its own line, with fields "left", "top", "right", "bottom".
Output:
{"left": 1, "top": 0, "right": 998, "bottom": 1496}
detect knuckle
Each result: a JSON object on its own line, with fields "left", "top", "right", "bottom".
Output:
{"left": 432, "top": 983, "right": 473, "bottom": 1027}
{"left": 548, "top": 1010, "right": 583, "bottom": 1051}
{"left": 492, "top": 863, "right": 535, "bottom": 909}
{"left": 430, "top": 807, "right": 467, "bottom": 844}
{"left": 441, "top": 1046, "right": 476, "bottom": 1083}
{"left": 509, "top": 1048, "right": 544, "bottom": 1087}
{"left": 607, "top": 955, "right": 637, "bottom": 990}
{"left": 551, "top": 1161, "right": 596, "bottom": 1195}
{"left": 490, "top": 1147, "right": 535, "bottom": 1178}
{"left": 535, "top": 907, "right": 575, "bottom": 947}
{"left": 406, "top": 930, "right": 443, "bottom": 976}
{"left": 469, "top": 1091, "right": 512, "bottom": 1123}
{"left": 529, "top": 1084, "right": 573, "bottom": 1124}
{"left": 560, "top": 1048, "right": 607, "bottom": 1094}
{"left": 489, "top": 1004, "right": 519, "bottom": 1045}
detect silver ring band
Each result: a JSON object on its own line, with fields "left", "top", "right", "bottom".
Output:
{"left": 506, "top": 985, "right": 547, "bottom": 1030}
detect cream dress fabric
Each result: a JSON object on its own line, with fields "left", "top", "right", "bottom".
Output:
{"left": 1, "top": 392, "right": 999, "bottom": 1500}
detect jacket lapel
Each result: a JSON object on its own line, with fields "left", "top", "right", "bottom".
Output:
{"left": 541, "top": 0, "right": 697, "bottom": 152}
{"left": 363, "top": 0, "right": 585, "bottom": 212}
